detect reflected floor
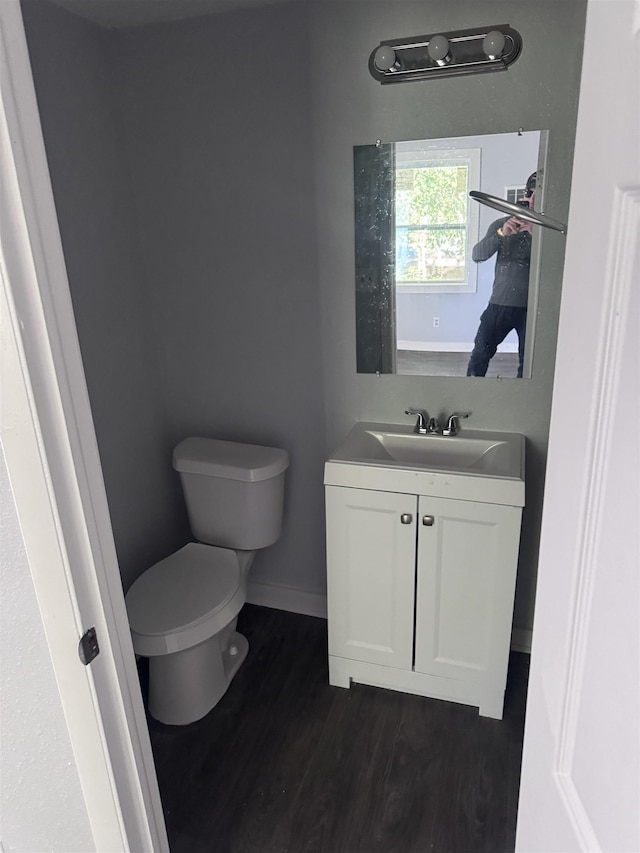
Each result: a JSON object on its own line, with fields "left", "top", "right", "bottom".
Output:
{"left": 397, "top": 350, "right": 520, "bottom": 377}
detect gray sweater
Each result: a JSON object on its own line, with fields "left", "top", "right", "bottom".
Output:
{"left": 472, "top": 216, "right": 531, "bottom": 308}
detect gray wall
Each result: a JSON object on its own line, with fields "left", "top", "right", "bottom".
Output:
{"left": 115, "top": 3, "right": 326, "bottom": 596}
{"left": 21, "top": 0, "right": 187, "bottom": 591}
{"left": 22, "top": 0, "right": 587, "bottom": 632}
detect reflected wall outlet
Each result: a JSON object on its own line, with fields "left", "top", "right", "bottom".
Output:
{"left": 433, "top": 317, "right": 440, "bottom": 328}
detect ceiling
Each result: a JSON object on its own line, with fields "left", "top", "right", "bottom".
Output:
{"left": 49, "top": 0, "right": 299, "bottom": 28}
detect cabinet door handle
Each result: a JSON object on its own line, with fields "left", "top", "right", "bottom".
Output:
{"left": 422, "top": 515, "right": 435, "bottom": 526}
{"left": 400, "top": 513, "right": 413, "bottom": 524}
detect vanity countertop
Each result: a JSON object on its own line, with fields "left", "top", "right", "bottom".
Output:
{"left": 325, "top": 421, "right": 525, "bottom": 506}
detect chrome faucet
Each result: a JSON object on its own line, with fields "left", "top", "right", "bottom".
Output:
{"left": 442, "top": 412, "right": 471, "bottom": 436}
{"left": 426, "top": 417, "right": 440, "bottom": 434}
{"left": 405, "top": 409, "right": 429, "bottom": 434}
{"left": 405, "top": 409, "right": 440, "bottom": 435}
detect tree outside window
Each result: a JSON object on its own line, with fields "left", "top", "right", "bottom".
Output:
{"left": 394, "top": 146, "right": 480, "bottom": 293}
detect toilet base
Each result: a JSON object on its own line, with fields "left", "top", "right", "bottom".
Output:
{"left": 148, "top": 629, "right": 249, "bottom": 725}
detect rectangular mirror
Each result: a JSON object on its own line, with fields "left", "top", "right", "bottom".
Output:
{"left": 354, "top": 130, "right": 548, "bottom": 378}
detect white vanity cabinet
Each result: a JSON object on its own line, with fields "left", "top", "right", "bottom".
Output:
{"left": 325, "top": 484, "right": 523, "bottom": 719}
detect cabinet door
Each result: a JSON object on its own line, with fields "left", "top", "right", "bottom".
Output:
{"left": 414, "top": 496, "right": 521, "bottom": 684}
{"left": 326, "top": 486, "right": 416, "bottom": 669}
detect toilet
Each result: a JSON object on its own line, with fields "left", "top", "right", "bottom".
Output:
{"left": 125, "top": 436, "right": 288, "bottom": 725}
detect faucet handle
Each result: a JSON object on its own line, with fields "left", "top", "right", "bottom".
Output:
{"left": 443, "top": 412, "right": 471, "bottom": 436}
{"left": 405, "top": 408, "right": 428, "bottom": 434}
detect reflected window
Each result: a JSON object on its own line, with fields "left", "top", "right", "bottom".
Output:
{"left": 395, "top": 145, "right": 480, "bottom": 294}
{"left": 505, "top": 184, "right": 528, "bottom": 205}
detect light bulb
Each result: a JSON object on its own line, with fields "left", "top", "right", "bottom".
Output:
{"left": 483, "top": 30, "right": 506, "bottom": 60}
{"left": 373, "top": 45, "right": 398, "bottom": 72}
{"left": 427, "top": 34, "right": 451, "bottom": 66}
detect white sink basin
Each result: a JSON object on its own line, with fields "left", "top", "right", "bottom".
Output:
{"left": 325, "top": 422, "right": 525, "bottom": 506}
{"left": 338, "top": 427, "right": 512, "bottom": 472}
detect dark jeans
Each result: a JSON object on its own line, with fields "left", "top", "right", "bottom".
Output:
{"left": 466, "top": 303, "right": 527, "bottom": 377}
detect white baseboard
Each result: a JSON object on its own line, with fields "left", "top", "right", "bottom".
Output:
{"left": 511, "top": 627, "right": 532, "bottom": 654}
{"left": 246, "top": 580, "right": 327, "bottom": 619}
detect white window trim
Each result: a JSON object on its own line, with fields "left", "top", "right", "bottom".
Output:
{"left": 394, "top": 145, "right": 481, "bottom": 294}
{"left": 505, "top": 184, "right": 528, "bottom": 204}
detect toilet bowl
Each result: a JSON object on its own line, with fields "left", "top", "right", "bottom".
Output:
{"left": 125, "top": 437, "right": 288, "bottom": 725}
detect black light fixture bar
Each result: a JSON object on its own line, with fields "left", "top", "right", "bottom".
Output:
{"left": 369, "top": 25, "right": 523, "bottom": 84}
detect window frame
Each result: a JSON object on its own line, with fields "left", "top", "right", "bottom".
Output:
{"left": 505, "top": 184, "right": 528, "bottom": 204}
{"left": 394, "top": 145, "right": 481, "bottom": 294}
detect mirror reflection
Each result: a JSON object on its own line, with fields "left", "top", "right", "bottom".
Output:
{"left": 354, "top": 130, "right": 547, "bottom": 377}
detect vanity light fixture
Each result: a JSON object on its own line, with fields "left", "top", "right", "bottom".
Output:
{"left": 369, "top": 24, "right": 522, "bottom": 84}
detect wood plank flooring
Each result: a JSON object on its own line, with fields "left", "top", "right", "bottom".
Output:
{"left": 143, "top": 605, "right": 529, "bottom": 853}
{"left": 396, "top": 350, "right": 520, "bottom": 377}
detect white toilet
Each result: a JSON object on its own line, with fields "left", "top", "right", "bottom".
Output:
{"left": 125, "top": 436, "right": 288, "bottom": 725}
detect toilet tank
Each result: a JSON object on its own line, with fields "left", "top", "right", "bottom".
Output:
{"left": 173, "top": 437, "right": 288, "bottom": 550}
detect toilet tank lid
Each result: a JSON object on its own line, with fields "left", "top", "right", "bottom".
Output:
{"left": 173, "top": 437, "right": 289, "bottom": 482}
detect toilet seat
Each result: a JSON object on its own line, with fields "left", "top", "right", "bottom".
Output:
{"left": 126, "top": 543, "right": 246, "bottom": 657}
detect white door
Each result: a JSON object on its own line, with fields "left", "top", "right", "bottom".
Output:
{"left": 326, "top": 486, "right": 416, "bottom": 669}
{"left": 516, "top": 1, "right": 640, "bottom": 850}
{"left": 1, "top": 3, "right": 168, "bottom": 850}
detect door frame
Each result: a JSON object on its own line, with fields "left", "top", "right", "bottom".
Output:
{"left": 1, "top": 2, "right": 168, "bottom": 849}
{"left": 516, "top": 0, "right": 639, "bottom": 849}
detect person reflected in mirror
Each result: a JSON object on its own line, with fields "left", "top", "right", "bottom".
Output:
{"left": 466, "top": 172, "right": 537, "bottom": 378}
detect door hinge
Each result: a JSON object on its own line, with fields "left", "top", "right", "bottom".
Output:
{"left": 79, "top": 626, "right": 100, "bottom": 665}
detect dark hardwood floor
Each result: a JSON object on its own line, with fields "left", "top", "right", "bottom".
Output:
{"left": 144, "top": 605, "right": 529, "bottom": 853}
